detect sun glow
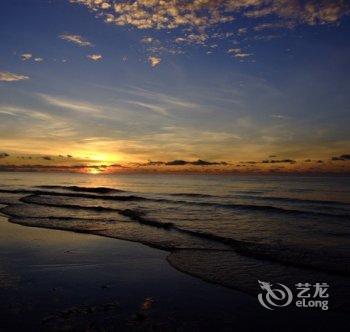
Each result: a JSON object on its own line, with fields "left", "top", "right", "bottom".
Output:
{"left": 87, "top": 167, "right": 103, "bottom": 175}
{"left": 72, "top": 150, "right": 122, "bottom": 164}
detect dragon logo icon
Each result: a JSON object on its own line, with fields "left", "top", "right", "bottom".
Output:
{"left": 258, "top": 280, "right": 293, "bottom": 310}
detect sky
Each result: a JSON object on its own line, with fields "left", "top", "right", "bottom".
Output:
{"left": 0, "top": 0, "right": 350, "bottom": 173}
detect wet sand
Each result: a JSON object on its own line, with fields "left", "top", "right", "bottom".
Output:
{"left": 0, "top": 212, "right": 349, "bottom": 331}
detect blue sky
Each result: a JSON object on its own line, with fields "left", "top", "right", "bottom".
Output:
{"left": 0, "top": 0, "right": 350, "bottom": 171}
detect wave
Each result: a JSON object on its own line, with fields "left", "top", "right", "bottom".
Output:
{"left": 0, "top": 188, "right": 145, "bottom": 201}
{"left": 1, "top": 187, "right": 350, "bottom": 312}
{"left": 1, "top": 183, "right": 349, "bottom": 311}
{"left": 233, "top": 194, "right": 349, "bottom": 206}
{"left": 1, "top": 186, "right": 348, "bottom": 219}
{"left": 5, "top": 207, "right": 349, "bottom": 277}
{"left": 163, "top": 199, "right": 350, "bottom": 219}
{"left": 36, "top": 185, "right": 125, "bottom": 194}
{"left": 166, "top": 249, "right": 350, "bottom": 309}
{"left": 167, "top": 193, "right": 216, "bottom": 198}
{"left": 1, "top": 192, "right": 349, "bottom": 277}
{"left": 15, "top": 196, "right": 173, "bottom": 229}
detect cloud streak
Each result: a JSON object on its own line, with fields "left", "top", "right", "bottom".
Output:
{"left": 0, "top": 71, "right": 29, "bottom": 82}
{"left": 38, "top": 94, "right": 102, "bottom": 114}
{"left": 59, "top": 33, "right": 93, "bottom": 47}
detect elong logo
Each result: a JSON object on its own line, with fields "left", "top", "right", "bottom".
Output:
{"left": 258, "top": 280, "right": 329, "bottom": 311}
{"left": 257, "top": 280, "right": 293, "bottom": 310}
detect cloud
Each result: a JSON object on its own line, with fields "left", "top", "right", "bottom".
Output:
{"left": 59, "top": 33, "right": 92, "bottom": 47}
{"left": 0, "top": 105, "right": 53, "bottom": 121}
{"left": 148, "top": 56, "right": 161, "bottom": 67}
{"left": 244, "top": 0, "right": 349, "bottom": 25}
{"left": 38, "top": 94, "right": 102, "bottom": 114}
{"left": 128, "top": 101, "right": 169, "bottom": 116}
{"left": 21, "top": 53, "right": 32, "bottom": 61}
{"left": 141, "top": 37, "right": 154, "bottom": 44}
{"left": 68, "top": 0, "right": 349, "bottom": 58}
{"left": 332, "top": 154, "right": 350, "bottom": 161}
{"left": 228, "top": 48, "right": 252, "bottom": 58}
{"left": 254, "top": 21, "right": 294, "bottom": 31}
{"left": 0, "top": 153, "right": 9, "bottom": 159}
{"left": 70, "top": 0, "right": 349, "bottom": 30}
{"left": 261, "top": 159, "right": 296, "bottom": 164}
{"left": 175, "top": 33, "right": 208, "bottom": 45}
{"left": 87, "top": 54, "right": 103, "bottom": 61}
{"left": 0, "top": 71, "right": 29, "bottom": 82}
{"left": 136, "top": 159, "right": 229, "bottom": 167}
{"left": 238, "top": 27, "right": 248, "bottom": 35}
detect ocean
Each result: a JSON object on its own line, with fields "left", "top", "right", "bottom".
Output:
{"left": 0, "top": 172, "right": 349, "bottom": 305}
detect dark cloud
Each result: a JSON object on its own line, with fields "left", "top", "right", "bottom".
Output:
{"left": 136, "top": 159, "right": 229, "bottom": 166}
{"left": 165, "top": 159, "right": 227, "bottom": 166}
{"left": 332, "top": 154, "right": 350, "bottom": 161}
{"left": 0, "top": 153, "right": 9, "bottom": 159}
{"left": 261, "top": 159, "right": 296, "bottom": 164}
{"left": 191, "top": 159, "right": 222, "bottom": 166}
{"left": 42, "top": 156, "right": 52, "bottom": 161}
{"left": 143, "top": 161, "right": 166, "bottom": 166}
{"left": 239, "top": 161, "right": 257, "bottom": 164}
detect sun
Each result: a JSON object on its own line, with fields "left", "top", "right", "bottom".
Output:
{"left": 86, "top": 167, "right": 105, "bottom": 175}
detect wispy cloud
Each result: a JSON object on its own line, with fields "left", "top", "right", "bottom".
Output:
{"left": 271, "top": 114, "right": 286, "bottom": 119}
{"left": 59, "top": 33, "right": 92, "bottom": 47}
{"left": 127, "top": 101, "right": 169, "bottom": 116}
{"left": 0, "top": 106, "right": 53, "bottom": 121}
{"left": 38, "top": 94, "right": 102, "bottom": 114}
{"left": 87, "top": 54, "right": 103, "bottom": 61}
{"left": 0, "top": 71, "right": 29, "bottom": 82}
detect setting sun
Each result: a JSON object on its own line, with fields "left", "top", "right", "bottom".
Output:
{"left": 87, "top": 168, "right": 103, "bottom": 175}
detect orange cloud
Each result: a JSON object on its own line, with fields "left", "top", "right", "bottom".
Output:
{"left": 70, "top": 0, "right": 349, "bottom": 30}
{"left": 148, "top": 56, "right": 161, "bottom": 67}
